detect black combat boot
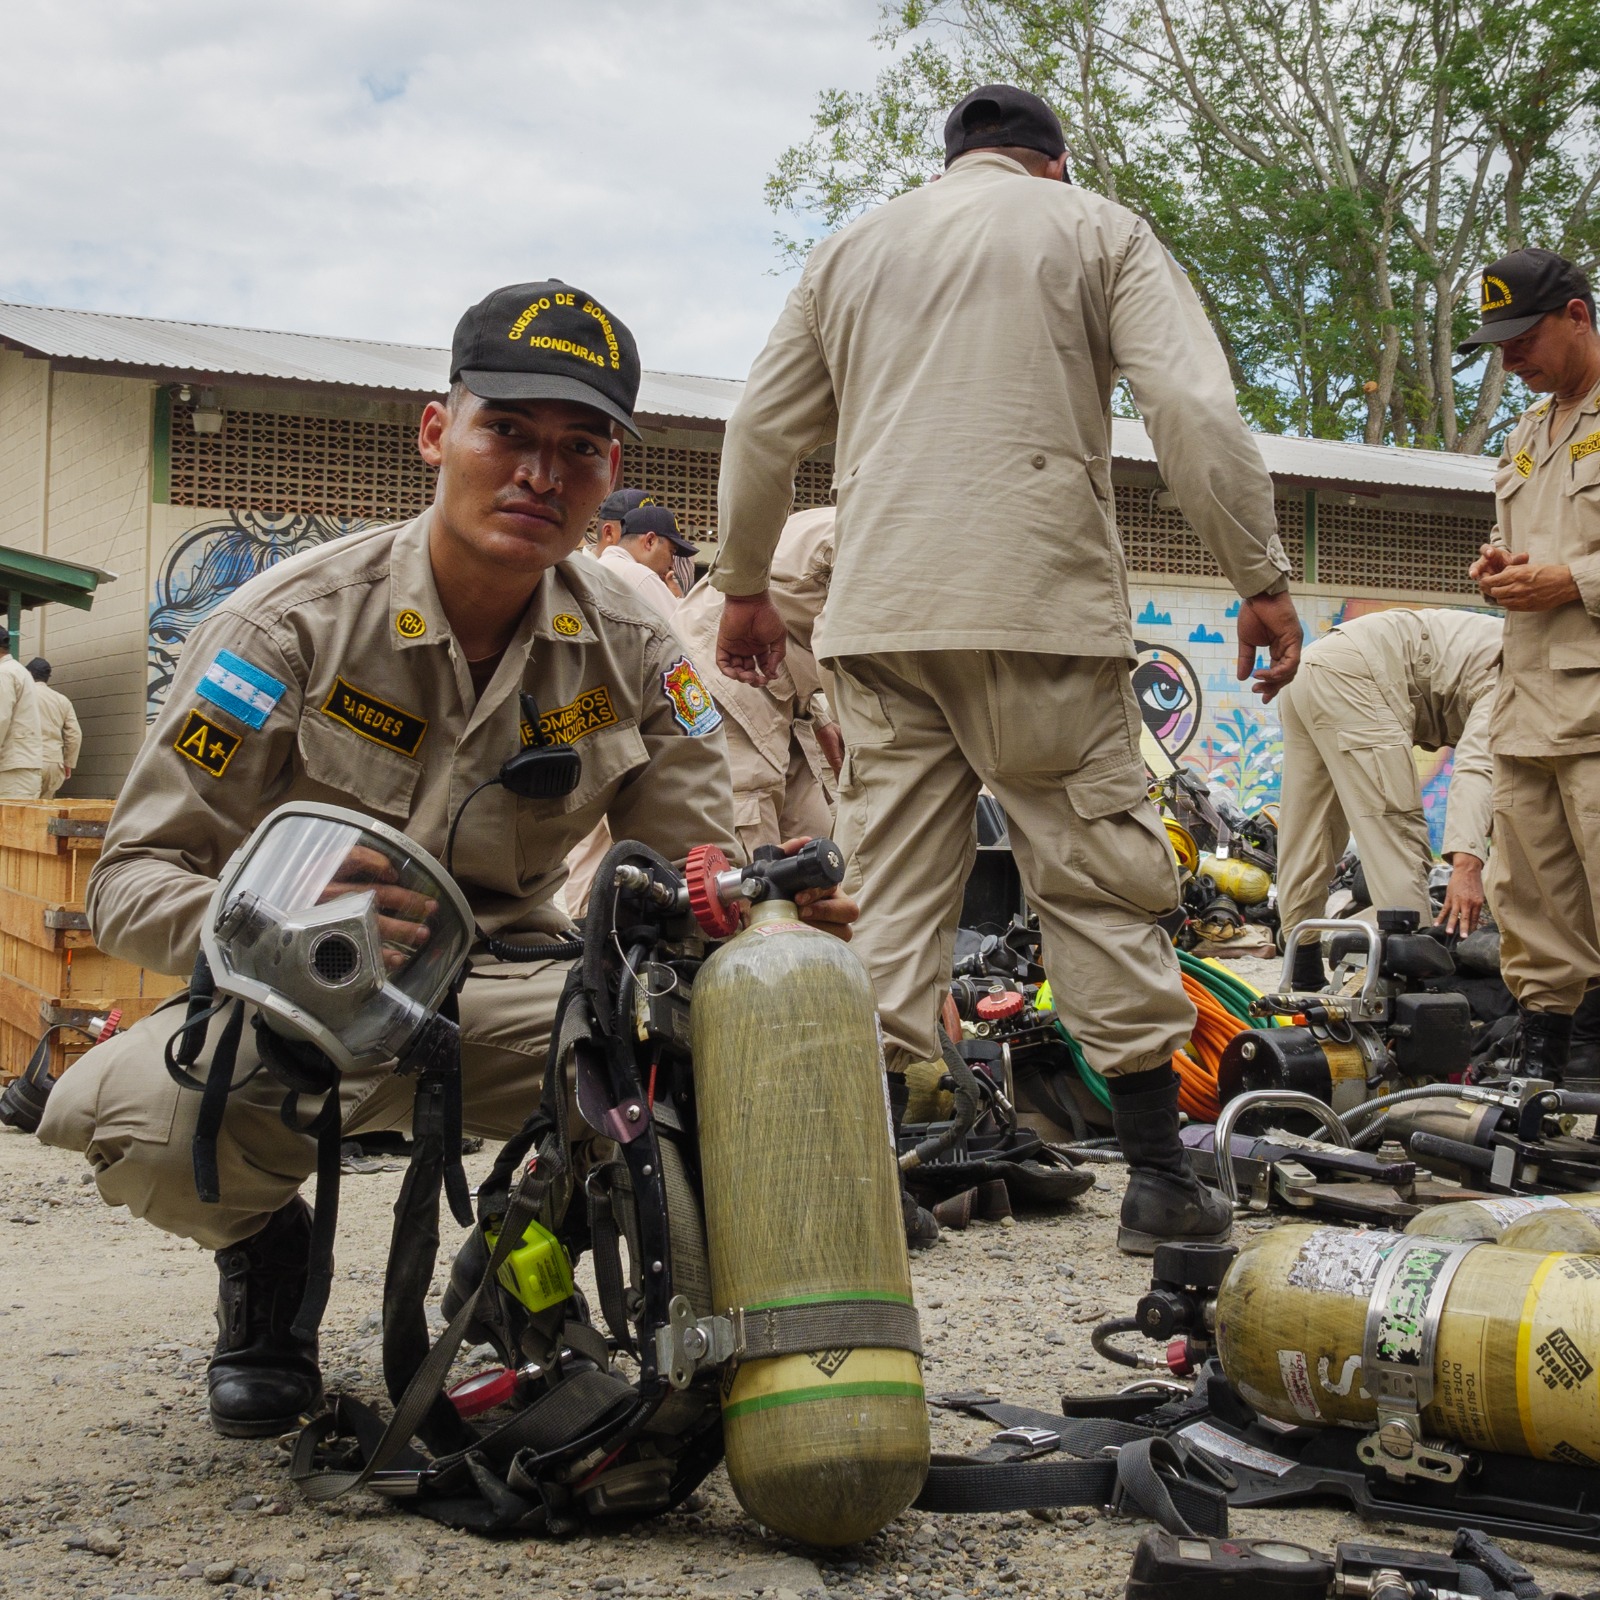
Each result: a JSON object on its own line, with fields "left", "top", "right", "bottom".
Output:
{"left": 208, "top": 1198, "right": 323, "bottom": 1437}
{"left": 1565, "top": 990, "right": 1600, "bottom": 1088}
{"left": 1108, "top": 1066, "right": 1232, "bottom": 1256}
{"left": 1517, "top": 1007, "right": 1573, "bottom": 1085}
{"left": 888, "top": 1072, "right": 940, "bottom": 1251}
{"left": 1290, "top": 937, "right": 1325, "bottom": 992}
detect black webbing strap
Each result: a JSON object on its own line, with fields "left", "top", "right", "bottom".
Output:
{"left": 190, "top": 999, "right": 247, "bottom": 1205}
{"left": 734, "top": 1299, "right": 924, "bottom": 1360}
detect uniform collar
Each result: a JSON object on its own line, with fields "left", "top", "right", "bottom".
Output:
{"left": 388, "top": 510, "right": 599, "bottom": 650}
{"left": 943, "top": 150, "right": 1034, "bottom": 181}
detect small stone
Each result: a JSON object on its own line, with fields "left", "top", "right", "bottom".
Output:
{"left": 1044, "top": 1331, "right": 1066, "bottom": 1346}
{"left": 178, "top": 1563, "right": 204, "bottom": 1577}
{"left": 203, "top": 1560, "right": 236, "bottom": 1583}
{"left": 284, "top": 1562, "right": 308, "bottom": 1580}
{"left": 595, "top": 1581, "right": 624, "bottom": 1593}
{"left": 229, "top": 1492, "right": 264, "bottom": 1512}
{"left": 86, "top": 1529, "right": 124, "bottom": 1556}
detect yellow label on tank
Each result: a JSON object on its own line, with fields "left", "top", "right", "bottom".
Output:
{"left": 1323, "top": 1042, "right": 1366, "bottom": 1083}
{"left": 1516, "top": 1253, "right": 1600, "bottom": 1465}
{"left": 722, "top": 1347, "right": 924, "bottom": 1423}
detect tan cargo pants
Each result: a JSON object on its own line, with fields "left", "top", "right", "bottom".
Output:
{"left": 1486, "top": 751, "right": 1600, "bottom": 1013}
{"left": 38, "top": 958, "right": 571, "bottom": 1250}
{"left": 1275, "top": 651, "right": 1434, "bottom": 944}
{"left": 39, "top": 763, "right": 64, "bottom": 799}
{"left": 727, "top": 716, "right": 833, "bottom": 860}
{"left": 830, "top": 651, "right": 1192, "bottom": 1079}
{"left": 0, "top": 769, "right": 41, "bottom": 799}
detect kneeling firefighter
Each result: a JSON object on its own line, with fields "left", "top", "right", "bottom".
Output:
{"left": 212, "top": 816, "right": 925, "bottom": 1543}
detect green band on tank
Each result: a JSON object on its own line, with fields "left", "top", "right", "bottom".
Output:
{"left": 744, "top": 1291, "right": 915, "bottom": 1310}
{"left": 722, "top": 1380, "right": 925, "bottom": 1423}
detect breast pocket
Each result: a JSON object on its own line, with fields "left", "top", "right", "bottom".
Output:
{"left": 297, "top": 712, "right": 422, "bottom": 821}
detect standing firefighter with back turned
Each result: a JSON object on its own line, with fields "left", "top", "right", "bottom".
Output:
{"left": 712, "top": 85, "right": 1302, "bottom": 1254}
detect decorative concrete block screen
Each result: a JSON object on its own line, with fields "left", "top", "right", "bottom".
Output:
{"left": 617, "top": 441, "right": 836, "bottom": 540}
{"left": 1315, "top": 499, "right": 1490, "bottom": 594}
{"left": 1116, "top": 486, "right": 1306, "bottom": 582}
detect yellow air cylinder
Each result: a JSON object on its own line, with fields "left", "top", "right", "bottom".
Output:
{"left": 1405, "top": 1192, "right": 1600, "bottom": 1244}
{"left": 1198, "top": 854, "right": 1272, "bottom": 906}
{"left": 1214, "top": 1223, "right": 1600, "bottom": 1462}
{"left": 691, "top": 899, "right": 929, "bottom": 1544}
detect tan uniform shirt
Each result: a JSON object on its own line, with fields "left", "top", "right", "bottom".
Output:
{"left": 88, "top": 511, "right": 735, "bottom": 976}
{"left": 712, "top": 151, "right": 1290, "bottom": 659}
{"left": 1320, "top": 607, "right": 1502, "bottom": 860}
{"left": 675, "top": 507, "right": 836, "bottom": 773}
{"left": 35, "top": 682, "right": 82, "bottom": 770}
{"left": 0, "top": 655, "right": 42, "bottom": 774}
{"left": 1490, "top": 384, "right": 1600, "bottom": 755}
{"left": 598, "top": 544, "right": 680, "bottom": 622}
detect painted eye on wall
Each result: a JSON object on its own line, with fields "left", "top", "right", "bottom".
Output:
{"left": 1131, "top": 646, "right": 1201, "bottom": 759}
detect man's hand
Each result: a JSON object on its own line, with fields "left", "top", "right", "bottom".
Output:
{"left": 1469, "top": 542, "right": 1510, "bottom": 590}
{"left": 814, "top": 721, "right": 845, "bottom": 776}
{"left": 777, "top": 834, "right": 858, "bottom": 942}
{"left": 1236, "top": 589, "right": 1302, "bottom": 703}
{"left": 321, "top": 844, "right": 437, "bottom": 969}
{"left": 1474, "top": 549, "right": 1581, "bottom": 612}
{"left": 717, "top": 591, "right": 788, "bottom": 685}
{"left": 1436, "top": 852, "right": 1486, "bottom": 938}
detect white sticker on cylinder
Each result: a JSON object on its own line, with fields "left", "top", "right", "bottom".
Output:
{"left": 1277, "top": 1350, "right": 1321, "bottom": 1420}
{"left": 1475, "top": 1194, "right": 1567, "bottom": 1228}
{"left": 1317, "top": 1352, "right": 1366, "bottom": 1397}
{"left": 1286, "top": 1229, "right": 1397, "bottom": 1296}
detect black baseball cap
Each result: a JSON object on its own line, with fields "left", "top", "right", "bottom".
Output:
{"left": 598, "top": 487, "right": 655, "bottom": 523}
{"left": 1457, "top": 249, "right": 1594, "bottom": 351}
{"left": 622, "top": 505, "right": 697, "bottom": 555}
{"left": 944, "top": 84, "right": 1066, "bottom": 169}
{"left": 450, "top": 280, "right": 642, "bottom": 436}
{"left": 25, "top": 657, "right": 50, "bottom": 682}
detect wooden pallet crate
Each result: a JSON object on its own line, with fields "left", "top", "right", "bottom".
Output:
{"left": 0, "top": 801, "right": 186, "bottom": 1083}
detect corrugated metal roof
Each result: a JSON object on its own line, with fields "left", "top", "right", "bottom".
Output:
{"left": 0, "top": 299, "right": 1496, "bottom": 493}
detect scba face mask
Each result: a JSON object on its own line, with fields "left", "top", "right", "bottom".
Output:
{"left": 201, "top": 803, "right": 474, "bottom": 1073}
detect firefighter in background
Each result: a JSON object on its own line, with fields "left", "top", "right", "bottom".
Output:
{"left": 1275, "top": 608, "right": 1502, "bottom": 987}
{"left": 26, "top": 657, "right": 80, "bottom": 798}
{"left": 676, "top": 507, "right": 841, "bottom": 857}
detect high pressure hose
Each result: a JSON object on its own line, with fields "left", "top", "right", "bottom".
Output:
{"left": 1092, "top": 1316, "right": 1169, "bottom": 1370}
{"left": 898, "top": 1026, "right": 984, "bottom": 1171}
{"left": 1337, "top": 1082, "right": 1500, "bottom": 1136}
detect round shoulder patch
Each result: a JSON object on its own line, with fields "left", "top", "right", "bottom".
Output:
{"left": 552, "top": 613, "right": 584, "bottom": 637}
{"left": 395, "top": 609, "right": 427, "bottom": 639}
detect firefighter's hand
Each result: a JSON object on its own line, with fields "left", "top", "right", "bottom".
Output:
{"left": 1436, "top": 852, "right": 1486, "bottom": 937}
{"left": 779, "top": 835, "right": 858, "bottom": 942}
{"left": 1236, "top": 589, "right": 1302, "bottom": 703}
{"left": 323, "top": 844, "right": 436, "bottom": 967}
{"left": 717, "top": 591, "right": 787, "bottom": 685}
{"left": 1475, "top": 551, "right": 1581, "bottom": 612}
{"left": 815, "top": 721, "right": 845, "bottom": 776}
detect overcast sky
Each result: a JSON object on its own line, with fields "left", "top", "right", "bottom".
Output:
{"left": 0, "top": 1, "right": 894, "bottom": 380}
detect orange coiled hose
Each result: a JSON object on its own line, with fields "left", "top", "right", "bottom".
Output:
{"left": 1171, "top": 970, "right": 1248, "bottom": 1123}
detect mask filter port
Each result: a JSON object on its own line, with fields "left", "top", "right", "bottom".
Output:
{"left": 309, "top": 930, "right": 365, "bottom": 987}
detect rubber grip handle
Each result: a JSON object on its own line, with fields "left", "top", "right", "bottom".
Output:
{"left": 748, "top": 837, "right": 845, "bottom": 902}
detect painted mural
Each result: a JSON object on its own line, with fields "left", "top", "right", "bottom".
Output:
{"left": 147, "top": 512, "right": 371, "bottom": 721}
{"left": 1134, "top": 587, "right": 1493, "bottom": 853}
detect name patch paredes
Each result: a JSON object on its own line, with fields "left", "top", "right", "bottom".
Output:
{"left": 321, "top": 677, "right": 427, "bottom": 757}
{"left": 521, "top": 686, "right": 619, "bottom": 747}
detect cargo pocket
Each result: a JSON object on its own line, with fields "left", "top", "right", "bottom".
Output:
{"left": 1335, "top": 734, "right": 1420, "bottom": 818}
{"left": 1062, "top": 755, "right": 1181, "bottom": 920}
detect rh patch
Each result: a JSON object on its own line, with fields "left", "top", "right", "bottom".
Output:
{"left": 320, "top": 677, "right": 428, "bottom": 757}
{"left": 395, "top": 609, "right": 427, "bottom": 639}
{"left": 661, "top": 656, "right": 722, "bottom": 737}
{"left": 197, "top": 650, "right": 286, "bottom": 730}
{"left": 174, "top": 709, "right": 241, "bottom": 778}
{"left": 1514, "top": 449, "right": 1536, "bottom": 477}
{"left": 520, "top": 686, "right": 619, "bottom": 747}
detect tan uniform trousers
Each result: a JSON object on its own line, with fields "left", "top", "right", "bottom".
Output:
{"left": 831, "top": 650, "right": 1192, "bottom": 1078}
{"left": 39, "top": 763, "right": 64, "bottom": 799}
{"left": 728, "top": 715, "right": 833, "bottom": 860}
{"left": 38, "top": 958, "right": 571, "bottom": 1251}
{"left": 1275, "top": 656, "right": 1434, "bottom": 944}
{"left": 0, "top": 768, "right": 41, "bottom": 800}
{"left": 1485, "top": 752, "right": 1600, "bottom": 1014}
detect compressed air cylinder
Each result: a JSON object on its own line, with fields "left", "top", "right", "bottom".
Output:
{"left": 1198, "top": 854, "right": 1272, "bottom": 906}
{"left": 691, "top": 900, "right": 929, "bottom": 1544}
{"left": 1406, "top": 1192, "right": 1600, "bottom": 1247}
{"left": 1214, "top": 1223, "right": 1600, "bottom": 1462}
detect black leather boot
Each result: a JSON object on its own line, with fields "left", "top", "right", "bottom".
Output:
{"left": 1517, "top": 1007, "right": 1573, "bottom": 1085}
{"left": 1108, "top": 1066, "right": 1232, "bottom": 1256}
{"left": 888, "top": 1072, "right": 940, "bottom": 1251}
{"left": 1565, "top": 990, "right": 1600, "bottom": 1088}
{"left": 1290, "top": 938, "right": 1325, "bottom": 992}
{"left": 208, "top": 1198, "right": 323, "bottom": 1438}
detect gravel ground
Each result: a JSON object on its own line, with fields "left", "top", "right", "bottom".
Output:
{"left": 1, "top": 954, "right": 1595, "bottom": 1600}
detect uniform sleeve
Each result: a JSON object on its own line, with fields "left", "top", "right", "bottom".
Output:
{"left": 0, "top": 662, "right": 19, "bottom": 747}
{"left": 86, "top": 613, "right": 305, "bottom": 974}
{"left": 603, "top": 631, "right": 739, "bottom": 865}
{"left": 1570, "top": 551, "right": 1600, "bottom": 618}
{"left": 711, "top": 277, "right": 838, "bottom": 597}
{"left": 1109, "top": 223, "right": 1292, "bottom": 599}
{"left": 60, "top": 694, "right": 83, "bottom": 767}
{"left": 1441, "top": 684, "right": 1494, "bottom": 861}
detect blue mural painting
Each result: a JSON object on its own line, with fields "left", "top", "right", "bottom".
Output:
{"left": 147, "top": 512, "right": 369, "bottom": 721}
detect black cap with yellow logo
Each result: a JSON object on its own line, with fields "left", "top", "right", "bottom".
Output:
{"left": 451, "top": 280, "right": 642, "bottom": 436}
{"left": 1458, "top": 249, "right": 1594, "bottom": 351}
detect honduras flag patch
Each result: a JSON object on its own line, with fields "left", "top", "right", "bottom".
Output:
{"left": 197, "top": 650, "right": 287, "bottom": 730}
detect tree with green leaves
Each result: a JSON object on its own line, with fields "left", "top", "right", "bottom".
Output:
{"left": 767, "top": 0, "right": 1600, "bottom": 452}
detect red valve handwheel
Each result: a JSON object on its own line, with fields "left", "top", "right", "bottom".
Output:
{"left": 975, "top": 991, "right": 1027, "bottom": 1022}
{"left": 685, "top": 843, "right": 741, "bottom": 939}
{"left": 447, "top": 1366, "right": 517, "bottom": 1418}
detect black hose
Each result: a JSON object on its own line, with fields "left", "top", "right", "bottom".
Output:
{"left": 1092, "top": 1316, "right": 1165, "bottom": 1370}
{"left": 484, "top": 935, "right": 585, "bottom": 964}
{"left": 898, "top": 1027, "right": 984, "bottom": 1171}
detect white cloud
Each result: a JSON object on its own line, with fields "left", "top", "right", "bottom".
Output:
{"left": 0, "top": 0, "right": 893, "bottom": 378}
